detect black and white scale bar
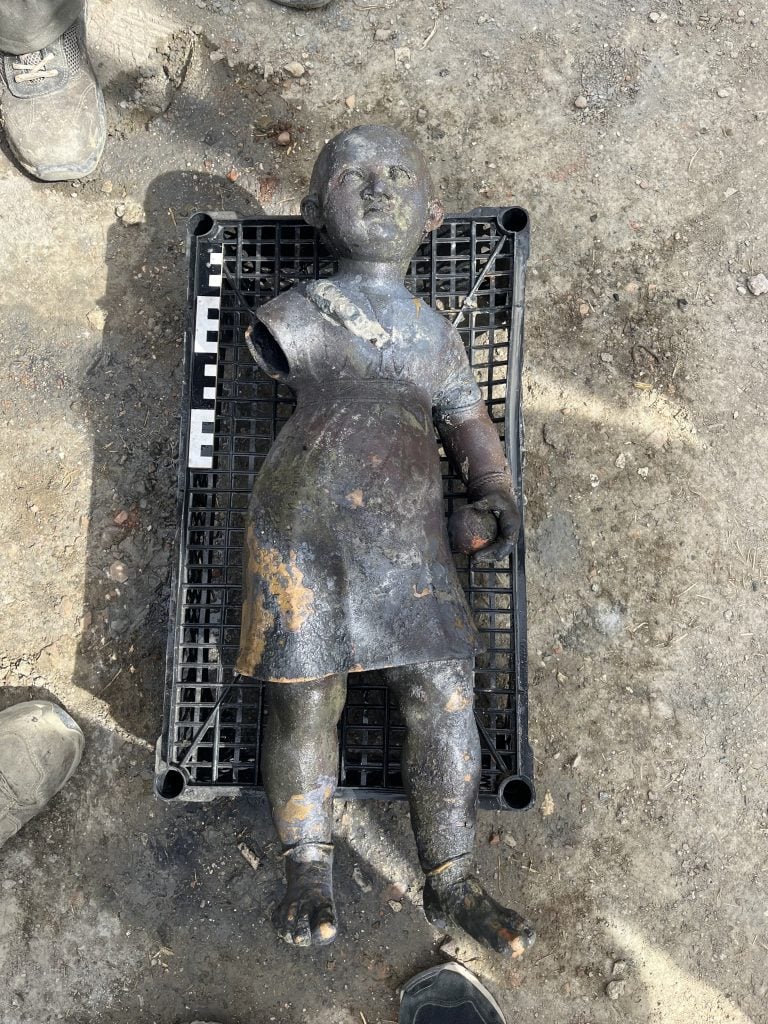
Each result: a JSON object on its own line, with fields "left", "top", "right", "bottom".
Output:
{"left": 188, "top": 249, "right": 222, "bottom": 470}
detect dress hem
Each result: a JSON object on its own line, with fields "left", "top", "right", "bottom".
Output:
{"left": 234, "top": 645, "right": 479, "bottom": 684}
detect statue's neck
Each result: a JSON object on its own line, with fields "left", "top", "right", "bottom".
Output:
{"left": 336, "top": 258, "right": 407, "bottom": 289}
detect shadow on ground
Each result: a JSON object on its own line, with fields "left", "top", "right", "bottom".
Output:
{"left": 70, "top": 171, "right": 264, "bottom": 742}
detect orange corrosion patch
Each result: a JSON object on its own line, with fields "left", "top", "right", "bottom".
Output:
{"left": 499, "top": 930, "right": 529, "bottom": 959}
{"left": 247, "top": 533, "right": 315, "bottom": 631}
{"left": 268, "top": 669, "right": 347, "bottom": 684}
{"left": 281, "top": 787, "right": 333, "bottom": 821}
{"left": 345, "top": 489, "right": 365, "bottom": 508}
{"left": 413, "top": 584, "right": 431, "bottom": 598}
{"left": 281, "top": 793, "right": 316, "bottom": 825}
{"left": 237, "top": 588, "right": 275, "bottom": 671}
{"left": 275, "top": 780, "right": 335, "bottom": 844}
{"left": 412, "top": 296, "right": 422, "bottom": 318}
{"left": 445, "top": 690, "right": 471, "bottom": 713}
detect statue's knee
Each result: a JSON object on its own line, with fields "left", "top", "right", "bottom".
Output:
{"left": 420, "top": 659, "right": 474, "bottom": 713}
{"left": 268, "top": 676, "right": 345, "bottom": 731}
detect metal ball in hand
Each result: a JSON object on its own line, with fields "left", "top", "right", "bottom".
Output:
{"left": 448, "top": 504, "right": 498, "bottom": 555}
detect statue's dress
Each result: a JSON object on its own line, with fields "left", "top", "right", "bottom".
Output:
{"left": 236, "top": 281, "right": 484, "bottom": 682}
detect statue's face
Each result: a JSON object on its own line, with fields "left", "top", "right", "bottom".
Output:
{"left": 317, "top": 131, "right": 434, "bottom": 262}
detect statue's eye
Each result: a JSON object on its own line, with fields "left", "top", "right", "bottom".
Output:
{"left": 389, "top": 165, "right": 412, "bottom": 182}
{"left": 340, "top": 168, "right": 364, "bottom": 183}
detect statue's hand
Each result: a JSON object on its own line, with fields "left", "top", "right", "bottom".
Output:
{"left": 470, "top": 488, "right": 520, "bottom": 563}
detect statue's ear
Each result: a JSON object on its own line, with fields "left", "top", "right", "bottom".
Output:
{"left": 301, "top": 195, "right": 322, "bottom": 228}
{"left": 425, "top": 196, "right": 444, "bottom": 233}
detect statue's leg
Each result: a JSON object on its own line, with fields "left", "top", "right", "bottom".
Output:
{"left": 385, "top": 658, "right": 535, "bottom": 958}
{"left": 261, "top": 673, "right": 347, "bottom": 947}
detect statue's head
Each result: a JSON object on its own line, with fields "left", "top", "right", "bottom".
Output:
{"left": 301, "top": 125, "right": 444, "bottom": 263}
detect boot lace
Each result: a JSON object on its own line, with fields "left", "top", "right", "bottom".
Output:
{"left": 13, "top": 50, "right": 59, "bottom": 84}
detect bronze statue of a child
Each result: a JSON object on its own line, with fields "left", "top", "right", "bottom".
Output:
{"left": 236, "top": 125, "right": 535, "bottom": 957}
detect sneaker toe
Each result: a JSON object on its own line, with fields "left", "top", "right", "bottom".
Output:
{"left": 0, "top": 701, "right": 84, "bottom": 823}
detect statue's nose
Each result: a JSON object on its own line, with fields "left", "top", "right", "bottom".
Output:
{"left": 363, "top": 173, "right": 392, "bottom": 199}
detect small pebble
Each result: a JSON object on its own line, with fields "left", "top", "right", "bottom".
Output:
{"left": 416, "top": 108, "right": 428, "bottom": 123}
{"left": 119, "top": 200, "right": 146, "bottom": 226}
{"left": 345, "top": 94, "right": 356, "bottom": 110}
{"left": 543, "top": 423, "right": 561, "bottom": 449}
{"left": 100, "top": 180, "right": 113, "bottom": 194}
{"left": 226, "top": 168, "right": 240, "bottom": 182}
{"left": 747, "top": 273, "right": 768, "bottom": 296}
{"left": 209, "top": 50, "right": 226, "bottom": 63}
{"left": 387, "top": 899, "right": 403, "bottom": 913}
{"left": 615, "top": 452, "right": 627, "bottom": 469}
{"left": 503, "top": 833, "right": 517, "bottom": 848}
{"left": 578, "top": 301, "right": 590, "bottom": 316}
{"left": 276, "top": 131, "right": 291, "bottom": 146}
{"left": 606, "top": 979, "right": 627, "bottom": 1001}
{"left": 600, "top": 352, "right": 613, "bottom": 363}
{"left": 716, "top": 87, "right": 731, "bottom": 98}
{"left": 352, "top": 865, "right": 372, "bottom": 892}
{"left": 284, "top": 61, "right": 305, "bottom": 78}
{"left": 541, "top": 791, "right": 555, "bottom": 817}
{"left": 374, "top": 28, "right": 395, "bottom": 41}
{"left": 736, "top": 285, "right": 747, "bottom": 295}
{"left": 574, "top": 95, "right": 588, "bottom": 109}
{"left": 108, "top": 561, "right": 129, "bottom": 583}
{"left": 590, "top": 474, "right": 600, "bottom": 488}
{"left": 637, "top": 467, "right": 649, "bottom": 479}
{"left": 649, "top": 11, "right": 661, "bottom": 22}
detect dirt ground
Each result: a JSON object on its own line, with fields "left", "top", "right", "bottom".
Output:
{"left": 1, "top": 0, "right": 767, "bottom": 1021}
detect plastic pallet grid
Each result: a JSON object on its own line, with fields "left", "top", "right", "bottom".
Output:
{"left": 156, "top": 207, "right": 534, "bottom": 811}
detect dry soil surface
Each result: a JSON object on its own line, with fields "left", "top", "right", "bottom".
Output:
{"left": 1, "top": 1, "right": 767, "bottom": 1023}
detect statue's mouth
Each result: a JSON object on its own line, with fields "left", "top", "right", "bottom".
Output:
{"left": 362, "top": 201, "right": 390, "bottom": 218}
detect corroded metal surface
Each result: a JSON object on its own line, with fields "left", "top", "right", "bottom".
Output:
{"left": 238, "top": 125, "right": 533, "bottom": 954}
{"left": 235, "top": 296, "right": 482, "bottom": 681}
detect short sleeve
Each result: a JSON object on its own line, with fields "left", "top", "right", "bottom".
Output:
{"left": 246, "top": 286, "right": 319, "bottom": 385}
{"left": 431, "top": 324, "right": 483, "bottom": 418}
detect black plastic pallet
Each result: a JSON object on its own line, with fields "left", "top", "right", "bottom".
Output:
{"left": 156, "top": 207, "right": 534, "bottom": 811}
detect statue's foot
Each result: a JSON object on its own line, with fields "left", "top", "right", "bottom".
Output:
{"left": 273, "top": 844, "right": 338, "bottom": 947}
{"left": 423, "top": 872, "right": 535, "bottom": 959}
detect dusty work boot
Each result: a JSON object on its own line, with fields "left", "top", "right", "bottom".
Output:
{"left": 0, "top": 701, "right": 84, "bottom": 849}
{"left": 399, "top": 963, "right": 507, "bottom": 1024}
{"left": 0, "top": 14, "right": 106, "bottom": 181}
